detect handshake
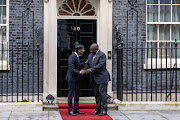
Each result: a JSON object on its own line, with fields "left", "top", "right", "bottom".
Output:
{"left": 80, "top": 69, "right": 91, "bottom": 75}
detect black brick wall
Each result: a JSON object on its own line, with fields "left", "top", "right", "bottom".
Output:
{"left": 112, "top": 0, "right": 180, "bottom": 95}
{"left": 0, "top": 0, "right": 43, "bottom": 96}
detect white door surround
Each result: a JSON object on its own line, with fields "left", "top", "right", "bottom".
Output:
{"left": 43, "top": 0, "right": 112, "bottom": 103}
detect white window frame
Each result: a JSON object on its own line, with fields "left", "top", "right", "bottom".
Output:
{"left": 0, "top": 0, "right": 9, "bottom": 70}
{"left": 145, "top": 0, "right": 180, "bottom": 69}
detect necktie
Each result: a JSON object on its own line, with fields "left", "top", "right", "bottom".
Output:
{"left": 78, "top": 56, "right": 80, "bottom": 65}
{"left": 92, "top": 55, "right": 95, "bottom": 64}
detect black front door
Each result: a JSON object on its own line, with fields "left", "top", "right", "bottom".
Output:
{"left": 57, "top": 19, "right": 96, "bottom": 97}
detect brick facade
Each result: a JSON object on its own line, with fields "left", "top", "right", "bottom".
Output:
{"left": 0, "top": 0, "right": 43, "bottom": 96}
{"left": 112, "top": 0, "right": 180, "bottom": 98}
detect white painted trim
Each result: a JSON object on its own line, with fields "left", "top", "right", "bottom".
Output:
{"left": 7, "top": 0, "right": 9, "bottom": 69}
{"left": 57, "top": 16, "right": 97, "bottom": 19}
{"left": 146, "top": 0, "right": 180, "bottom": 67}
{"left": 7, "top": 0, "right": 9, "bottom": 51}
{"left": 0, "top": 0, "right": 10, "bottom": 70}
{"left": 147, "top": 22, "right": 180, "bottom": 24}
{"left": 43, "top": 0, "right": 113, "bottom": 102}
{"left": 0, "top": 65, "right": 10, "bottom": 70}
{"left": 144, "top": 59, "right": 180, "bottom": 69}
{"left": 43, "top": 0, "right": 58, "bottom": 103}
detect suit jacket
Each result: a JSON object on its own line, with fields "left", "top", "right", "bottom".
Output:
{"left": 66, "top": 53, "right": 85, "bottom": 82}
{"left": 84, "top": 50, "right": 110, "bottom": 84}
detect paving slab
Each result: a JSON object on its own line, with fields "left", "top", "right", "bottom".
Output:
{"left": 156, "top": 111, "right": 180, "bottom": 120}
{"left": 0, "top": 118, "right": 10, "bottom": 120}
{"left": 9, "top": 111, "right": 48, "bottom": 120}
{"left": 49, "top": 111, "right": 62, "bottom": 120}
{"left": 1, "top": 110, "right": 180, "bottom": 120}
{"left": 108, "top": 111, "right": 129, "bottom": 120}
{"left": 0, "top": 112, "right": 11, "bottom": 119}
{"left": 121, "top": 111, "right": 168, "bottom": 120}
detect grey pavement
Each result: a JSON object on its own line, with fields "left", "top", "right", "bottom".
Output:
{"left": 108, "top": 110, "right": 180, "bottom": 120}
{"left": 0, "top": 110, "right": 180, "bottom": 120}
{"left": 0, "top": 111, "right": 62, "bottom": 120}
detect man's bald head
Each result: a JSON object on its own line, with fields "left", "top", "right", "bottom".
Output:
{"left": 90, "top": 43, "right": 99, "bottom": 50}
{"left": 90, "top": 43, "right": 99, "bottom": 55}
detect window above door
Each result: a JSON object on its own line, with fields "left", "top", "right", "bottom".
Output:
{"left": 57, "top": 0, "right": 96, "bottom": 16}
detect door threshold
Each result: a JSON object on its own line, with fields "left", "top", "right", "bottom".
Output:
{"left": 57, "top": 97, "right": 95, "bottom": 103}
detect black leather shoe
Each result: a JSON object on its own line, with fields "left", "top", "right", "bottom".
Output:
{"left": 68, "top": 111, "right": 76, "bottom": 116}
{"left": 90, "top": 111, "right": 101, "bottom": 115}
{"left": 73, "top": 109, "right": 85, "bottom": 114}
{"left": 98, "top": 111, "right": 107, "bottom": 116}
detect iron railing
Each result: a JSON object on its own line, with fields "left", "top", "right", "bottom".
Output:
{"left": 0, "top": 44, "right": 40, "bottom": 102}
{"left": 116, "top": 41, "right": 180, "bottom": 102}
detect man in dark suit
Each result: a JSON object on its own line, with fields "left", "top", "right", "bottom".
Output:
{"left": 83, "top": 43, "right": 110, "bottom": 116}
{"left": 65, "top": 43, "right": 86, "bottom": 116}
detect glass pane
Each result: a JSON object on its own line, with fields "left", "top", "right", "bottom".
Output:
{"left": 0, "top": 0, "right": 6, "bottom": 5}
{"left": 79, "top": 0, "right": 86, "bottom": 12}
{"left": 147, "top": 5, "right": 158, "bottom": 22}
{"left": 173, "top": 0, "right": 180, "bottom": 4}
{"left": 159, "top": 24, "right": 170, "bottom": 41}
{"left": 82, "top": 4, "right": 92, "bottom": 13}
{"left": 160, "top": 5, "right": 171, "bottom": 22}
{"left": 147, "top": 0, "right": 158, "bottom": 4}
{"left": 171, "top": 42, "right": 180, "bottom": 58}
{"left": 0, "top": 26, "right": 6, "bottom": 42}
{"left": 147, "top": 42, "right": 157, "bottom": 58}
{"left": 0, "top": 43, "right": 7, "bottom": 60}
{"left": 0, "top": 6, "right": 6, "bottom": 24}
{"left": 160, "top": 0, "right": 171, "bottom": 4}
{"left": 59, "top": 10, "right": 72, "bottom": 16}
{"left": 74, "top": 0, "right": 80, "bottom": 11}
{"left": 147, "top": 25, "right": 157, "bottom": 40}
{"left": 159, "top": 42, "right": 170, "bottom": 58}
{"left": 62, "top": 4, "right": 73, "bottom": 13}
{"left": 0, "top": 26, "right": 7, "bottom": 61}
{"left": 172, "top": 25, "right": 180, "bottom": 41}
{"left": 67, "top": 0, "right": 74, "bottom": 11}
{"left": 172, "top": 6, "right": 180, "bottom": 22}
{"left": 82, "top": 10, "right": 95, "bottom": 16}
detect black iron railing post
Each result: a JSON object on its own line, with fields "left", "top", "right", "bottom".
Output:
{"left": 28, "top": 43, "right": 29, "bottom": 101}
{"left": 115, "top": 25, "right": 124, "bottom": 101}
{"left": 175, "top": 39, "right": 178, "bottom": 101}
{"left": 116, "top": 41, "right": 124, "bottom": 101}
{"left": 12, "top": 42, "right": 14, "bottom": 102}
{"left": 37, "top": 44, "right": 40, "bottom": 102}
{"left": 166, "top": 42, "right": 168, "bottom": 101}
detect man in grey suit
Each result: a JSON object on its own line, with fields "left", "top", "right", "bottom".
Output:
{"left": 83, "top": 43, "right": 110, "bottom": 116}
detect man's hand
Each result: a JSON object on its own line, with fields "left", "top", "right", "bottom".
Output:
{"left": 85, "top": 69, "right": 91, "bottom": 74}
{"left": 80, "top": 69, "right": 86, "bottom": 75}
{"left": 80, "top": 69, "right": 91, "bottom": 75}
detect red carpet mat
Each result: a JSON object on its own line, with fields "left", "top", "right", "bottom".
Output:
{"left": 58, "top": 103, "right": 97, "bottom": 109}
{"left": 59, "top": 110, "right": 113, "bottom": 120}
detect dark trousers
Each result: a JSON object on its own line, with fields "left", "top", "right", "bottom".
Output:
{"left": 93, "top": 81, "right": 108, "bottom": 112}
{"left": 68, "top": 81, "right": 79, "bottom": 112}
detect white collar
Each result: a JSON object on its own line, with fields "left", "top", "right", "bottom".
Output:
{"left": 74, "top": 52, "right": 79, "bottom": 57}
